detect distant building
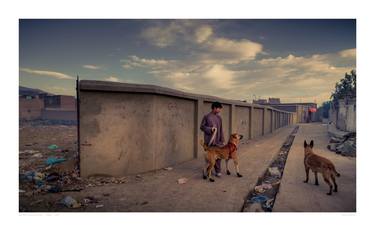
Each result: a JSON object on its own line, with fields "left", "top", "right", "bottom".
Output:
{"left": 263, "top": 102, "right": 317, "bottom": 123}
{"left": 19, "top": 96, "right": 44, "bottom": 120}
{"left": 19, "top": 86, "right": 77, "bottom": 122}
{"left": 253, "top": 97, "right": 317, "bottom": 123}
{"left": 268, "top": 98, "right": 281, "bottom": 104}
{"left": 44, "top": 95, "right": 76, "bottom": 110}
{"left": 253, "top": 99, "right": 268, "bottom": 104}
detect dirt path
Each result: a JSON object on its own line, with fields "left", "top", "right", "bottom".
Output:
{"left": 273, "top": 123, "right": 356, "bottom": 212}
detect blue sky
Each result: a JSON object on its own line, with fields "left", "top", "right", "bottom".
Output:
{"left": 19, "top": 19, "right": 356, "bottom": 104}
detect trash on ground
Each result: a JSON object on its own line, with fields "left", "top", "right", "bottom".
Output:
{"left": 268, "top": 167, "right": 281, "bottom": 177}
{"left": 163, "top": 167, "right": 173, "bottom": 171}
{"left": 61, "top": 196, "right": 81, "bottom": 208}
{"left": 45, "top": 156, "right": 66, "bottom": 166}
{"left": 250, "top": 195, "right": 269, "bottom": 203}
{"left": 48, "top": 144, "right": 59, "bottom": 150}
{"left": 254, "top": 183, "right": 273, "bottom": 193}
{"left": 46, "top": 172, "right": 60, "bottom": 182}
{"left": 83, "top": 196, "right": 99, "bottom": 204}
{"left": 32, "top": 153, "right": 43, "bottom": 158}
{"left": 177, "top": 177, "right": 188, "bottom": 184}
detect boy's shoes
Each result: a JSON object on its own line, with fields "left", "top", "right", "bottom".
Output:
{"left": 215, "top": 172, "right": 222, "bottom": 177}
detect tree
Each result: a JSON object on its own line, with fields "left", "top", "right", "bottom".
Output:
{"left": 330, "top": 70, "right": 356, "bottom": 104}
{"left": 320, "top": 101, "right": 331, "bottom": 119}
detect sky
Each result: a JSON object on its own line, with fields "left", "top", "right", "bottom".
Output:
{"left": 19, "top": 19, "right": 356, "bottom": 105}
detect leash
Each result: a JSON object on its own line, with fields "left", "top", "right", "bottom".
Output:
{"left": 208, "top": 127, "right": 217, "bottom": 146}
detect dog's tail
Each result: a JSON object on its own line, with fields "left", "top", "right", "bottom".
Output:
{"left": 331, "top": 165, "right": 341, "bottom": 177}
{"left": 200, "top": 139, "right": 208, "bottom": 151}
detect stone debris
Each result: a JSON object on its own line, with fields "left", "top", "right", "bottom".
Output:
{"left": 60, "top": 196, "right": 81, "bottom": 209}
{"left": 254, "top": 183, "right": 273, "bottom": 193}
{"left": 268, "top": 167, "right": 281, "bottom": 177}
{"left": 327, "top": 125, "right": 356, "bottom": 157}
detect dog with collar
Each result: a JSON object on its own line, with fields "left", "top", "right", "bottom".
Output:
{"left": 200, "top": 133, "right": 244, "bottom": 182}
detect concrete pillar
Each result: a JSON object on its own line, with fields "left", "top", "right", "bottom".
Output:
{"left": 250, "top": 106, "right": 254, "bottom": 139}
{"left": 262, "top": 107, "right": 266, "bottom": 135}
{"left": 270, "top": 110, "right": 274, "bottom": 133}
{"left": 230, "top": 104, "right": 236, "bottom": 135}
{"left": 194, "top": 98, "right": 204, "bottom": 159}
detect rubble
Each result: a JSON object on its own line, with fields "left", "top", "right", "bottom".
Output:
{"left": 60, "top": 196, "right": 81, "bottom": 208}
{"left": 268, "top": 167, "right": 281, "bottom": 177}
{"left": 327, "top": 124, "right": 356, "bottom": 157}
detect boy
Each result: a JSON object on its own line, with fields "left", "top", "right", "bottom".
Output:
{"left": 200, "top": 101, "right": 225, "bottom": 177}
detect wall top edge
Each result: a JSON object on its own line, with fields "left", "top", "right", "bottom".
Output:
{"left": 79, "top": 80, "right": 294, "bottom": 114}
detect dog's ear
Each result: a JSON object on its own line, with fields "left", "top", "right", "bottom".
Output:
{"left": 304, "top": 140, "right": 307, "bottom": 148}
{"left": 310, "top": 140, "right": 314, "bottom": 148}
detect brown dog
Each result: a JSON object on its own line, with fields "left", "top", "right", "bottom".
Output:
{"left": 303, "top": 140, "right": 340, "bottom": 195}
{"left": 200, "top": 133, "right": 243, "bottom": 182}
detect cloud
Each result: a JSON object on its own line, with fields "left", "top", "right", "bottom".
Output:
{"left": 104, "top": 76, "right": 120, "bottom": 82}
{"left": 201, "top": 37, "right": 263, "bottom": 64}
{"left": 83, "top": 64, "right": 101, "bottom": 70}
{"left": 121, "top": 55, "right": 174, "bottom": 69}
{"left": 140, "top": 20, "right": 194, "bottom": 48}
{"left": 20, "top": 68, "right": 74, "bottom": 80}
{"left": 140, "top": 20, "right": 263, "bottom": 65}
{"left": 339, "top": 48, "right": 356, "bottom": 58}
{"left": 195, "top": 25, "right": 213, "bottom": 43}
{"left": 126, "top": 48, "right": 355, "bottom": 105}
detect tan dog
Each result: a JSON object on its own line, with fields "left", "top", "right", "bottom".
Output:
{"left": 200, "top": 133, "right": 243, "bottom": 182}
{"left": 303, "top": 140, "right": 340, "bottom": 195}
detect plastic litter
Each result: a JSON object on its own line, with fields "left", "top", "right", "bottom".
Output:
{"left": 48, "top": 144, "right": 59, "bottom": 150}
{"left": 249, "top": 195, "right": 268, "bottom": 203}
{"left": 254, "top": 183, "right": 273, "bottom": 193}
{"left": 45, "top": 157, "right": 66, "bottom": 166}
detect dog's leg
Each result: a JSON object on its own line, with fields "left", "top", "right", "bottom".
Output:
{"left": 323, "top": 172, "right": 333, "bottom": 195}
{"left": 233, "top": 159, "right": 242, "bottom": 177}
{"left": 314, "top": 171, "right": 319, "bottom": 186}
{"left": 225, "top": 159, "right": 231, "bottom": 175}
{"left": 331, "top": 173, "right": 338, "bottom": 192}
{"left": 207, "top": 161, "right": 215, "bottom": 182}
{"left": 202, "top": 166, "right": 207, "bottom": 180}
{"left": 303, "top": 166, "right": 310, "bottom": 183}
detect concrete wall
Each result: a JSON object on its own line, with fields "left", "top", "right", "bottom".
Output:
{"left": 235, "top": 106, "right": 250, "bottom": 140}
{"left": 330, "top": 99, "right": 356, "bottom": 132}
{"left": 252, "top": 108, "right": 264, "bottom": 138}
{"left": 78, "top": 80, "right": 295, "bottom": 177}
